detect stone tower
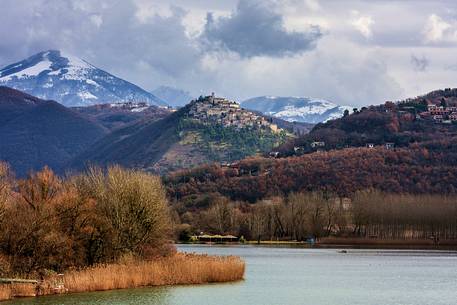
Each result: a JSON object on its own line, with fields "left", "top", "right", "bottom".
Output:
{"left": 210, "top": 92, "right": 215, "bottom": 105}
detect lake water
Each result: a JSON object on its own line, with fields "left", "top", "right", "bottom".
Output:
{"left": 4, "top": 245, "right": 457, "bottom": 305}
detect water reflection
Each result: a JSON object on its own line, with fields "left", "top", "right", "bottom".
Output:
{"left": 3, "top": 286, "right": 171, "bottom": 305}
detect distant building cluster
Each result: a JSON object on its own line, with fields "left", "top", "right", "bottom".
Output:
{"left": 420, "top": 104, "right": 457, "bottom": 123}
{"left": 106, "top": 102, "right": 175, "bottom": 113}
{"left": 188, "top": 93, "right": 279, "bottom": 132}
{"left": 109, "top": 101, "right": 149, "bottom": 112}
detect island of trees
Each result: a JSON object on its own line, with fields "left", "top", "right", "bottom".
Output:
{"left": 0, "top": 163, "right": 244, "bottom": 301}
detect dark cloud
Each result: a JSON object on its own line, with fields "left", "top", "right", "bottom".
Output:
{"left": 199, "top": 0, "right": 322, "bottom": 58}
{"left": 411, "top": 54, "right": 429, "bottom": 72}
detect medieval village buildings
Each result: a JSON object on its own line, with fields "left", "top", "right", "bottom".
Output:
{"left": 188, "top": 93, "right": 280, "bottom": 132}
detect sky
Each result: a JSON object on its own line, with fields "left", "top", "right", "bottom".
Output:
{"left": 1, "top": 0, "right": 457, "bottom": 106}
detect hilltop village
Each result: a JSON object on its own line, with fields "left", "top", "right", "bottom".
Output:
{"left": 420, "top": 103, "right": 457, "bottom": 123}
{"left": 395, "top": 89, "right": 457, "bottom": 123}
{"left": 188, "top": 93, "right": 280, "bottom": 132}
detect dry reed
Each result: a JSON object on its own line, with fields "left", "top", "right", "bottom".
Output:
{"left": 0, "top": 285, "right": 11, "bottom": 301}
{"left": 0, "top": 253, "right": 244, "bottom": 301}
{"left": 63, "top": 253, "right": 244, "bottom": 293}
{"left": 0, "top": 283, "right": 36, "bottom": 301}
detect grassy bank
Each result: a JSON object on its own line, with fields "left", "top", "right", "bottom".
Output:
{"left": 0, "top": 253, "right": 245, "bottom": 302}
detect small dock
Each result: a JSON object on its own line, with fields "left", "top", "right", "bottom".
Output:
{"left": 0, "top": 278, "right": 38, "bottom": 284}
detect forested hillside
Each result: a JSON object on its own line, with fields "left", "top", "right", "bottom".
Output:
{"left": 72, "top": 96, "right": 288, "bottom": 173}
{"left": 278, "top": 88, "right": 457, "bottom": 156}
{"left": 165, "top": 146, "right": 457, "bottom": 204}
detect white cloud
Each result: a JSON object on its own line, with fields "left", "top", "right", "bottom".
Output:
{"left": 423, "top": 14, "right": 457, "bottom": 43}
{"left": 133, "top": 0, "right": 174, "bottom": 23}
{"left": 90, "top": 14, "right": 103, "bottom": 28}
{"left": 350, "top": 10, "right": 374, "bottom": 39}
{"left": 304, "top": 0, "right": 321, "bottom": 12}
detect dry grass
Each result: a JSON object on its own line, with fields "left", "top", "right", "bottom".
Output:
{"left": 0, "top": 253, "right": 244, "bottom": 301}
{"left": 0, "top": 285, "right": 11, "bottom": 301}
{"left": 0, "top": 283, "right": 36, "bottom": 301}
{"left": 63, "top": 253, "right": 244, "bottom": 293}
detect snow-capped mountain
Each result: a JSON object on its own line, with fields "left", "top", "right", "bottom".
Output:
{"left": 0, "top": 50, "right": 166, "bottom": 107}
{"left": 241, "top": 96, "right": 352, "bottom": 124}
{"left": 151, "top": 86, "right": 193, "bottom": 107}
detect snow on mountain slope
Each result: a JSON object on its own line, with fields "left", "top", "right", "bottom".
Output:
{"left": 0, "top": 50, "right": 166, "bottom": 107}
{"left": 241, "top": 96, "right": 352, "bottom": 124}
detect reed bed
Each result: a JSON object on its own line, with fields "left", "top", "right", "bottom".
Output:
{"left": 63, "top": 253, "right": 245, "bottom": 293}
{"left": 0, "top": 253, "right": 245, "bottom": 301}
{"left": 0, "top": 283, "right": 36, "bottom": 301}
{"left": 0, "top": 285, "right": 10, "bottom": 301}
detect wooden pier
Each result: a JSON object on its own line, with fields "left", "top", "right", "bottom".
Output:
{"left": 0, "top": 278, "right": 38, "bottom": 284}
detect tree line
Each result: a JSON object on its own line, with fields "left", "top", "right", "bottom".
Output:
{"left": 172, "top": 190, "right": 457, "bottom": 243}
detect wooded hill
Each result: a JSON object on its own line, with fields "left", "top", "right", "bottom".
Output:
{"left": 277, "top": 88, "right": 457, "bottom": 156}
{"left": 165, "top": 146, "right": 457, "bottom": 204}
{"left": 72, "top": 97, "right": 289, "bottom": 173}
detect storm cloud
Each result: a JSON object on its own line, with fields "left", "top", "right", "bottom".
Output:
{"left": 199, "top": 0, "right": 322, "bottom": 58}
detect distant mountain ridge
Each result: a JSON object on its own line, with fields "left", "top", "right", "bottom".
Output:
{"left": 72, "top": 102, "right": 171, "bottom": 131}
{"left": 0, "top": 50, "right": 166, "bottom": 107}
{"left": 152, "top": 86, "right": 193, "bottom": 107}
{"left": 0, "top": 86, "right": 107, "bottom": 176}
{"left": 241, "top": 96, "right": 352, "bottom": 124}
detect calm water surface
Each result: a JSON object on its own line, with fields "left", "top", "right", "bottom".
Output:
{"left": 5, "top": 245, "right": 457, "bottom": 305}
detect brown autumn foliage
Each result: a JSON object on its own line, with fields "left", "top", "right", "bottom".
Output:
{"left": 172, "top": 190, "right": 457, "bottom": 243}
{"left": 165, "top": 146, "right": 457, "bottom": 203}
{"left": 0, "top": 163, "right": 172, "bottom": 276}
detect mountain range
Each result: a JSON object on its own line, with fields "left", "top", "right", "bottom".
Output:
{"left": 0, "top": 50, "right": 351, "bottom": 124}
{"left": 2, "top": 80, "right": 457, "bottom": 181}
{"left": 151, "top": 86, "right": 194, "bottom": 107}
{"left": 72, "top": 102, "right": 171, "bottom": 131}
{"left": 0, "top": 86, "right": 297, "bottom": 175}
{"left": 0, "top": 49, "right": 375, "bottom": 177}
{"left": 241, "top": 96, "right": 352, "bottom": 124}
{"left": 0, "top": 50, "right": 165, "bottom": 107}
{"left": 0, "top": 86, "right": 107, "bottom": 176}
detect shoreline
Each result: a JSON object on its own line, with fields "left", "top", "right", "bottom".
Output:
{"left": 181, "top": 238, "right": 457, "bottom": 251}
{"left": 0, "top": 253, "right": 245, "bottom": 302}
